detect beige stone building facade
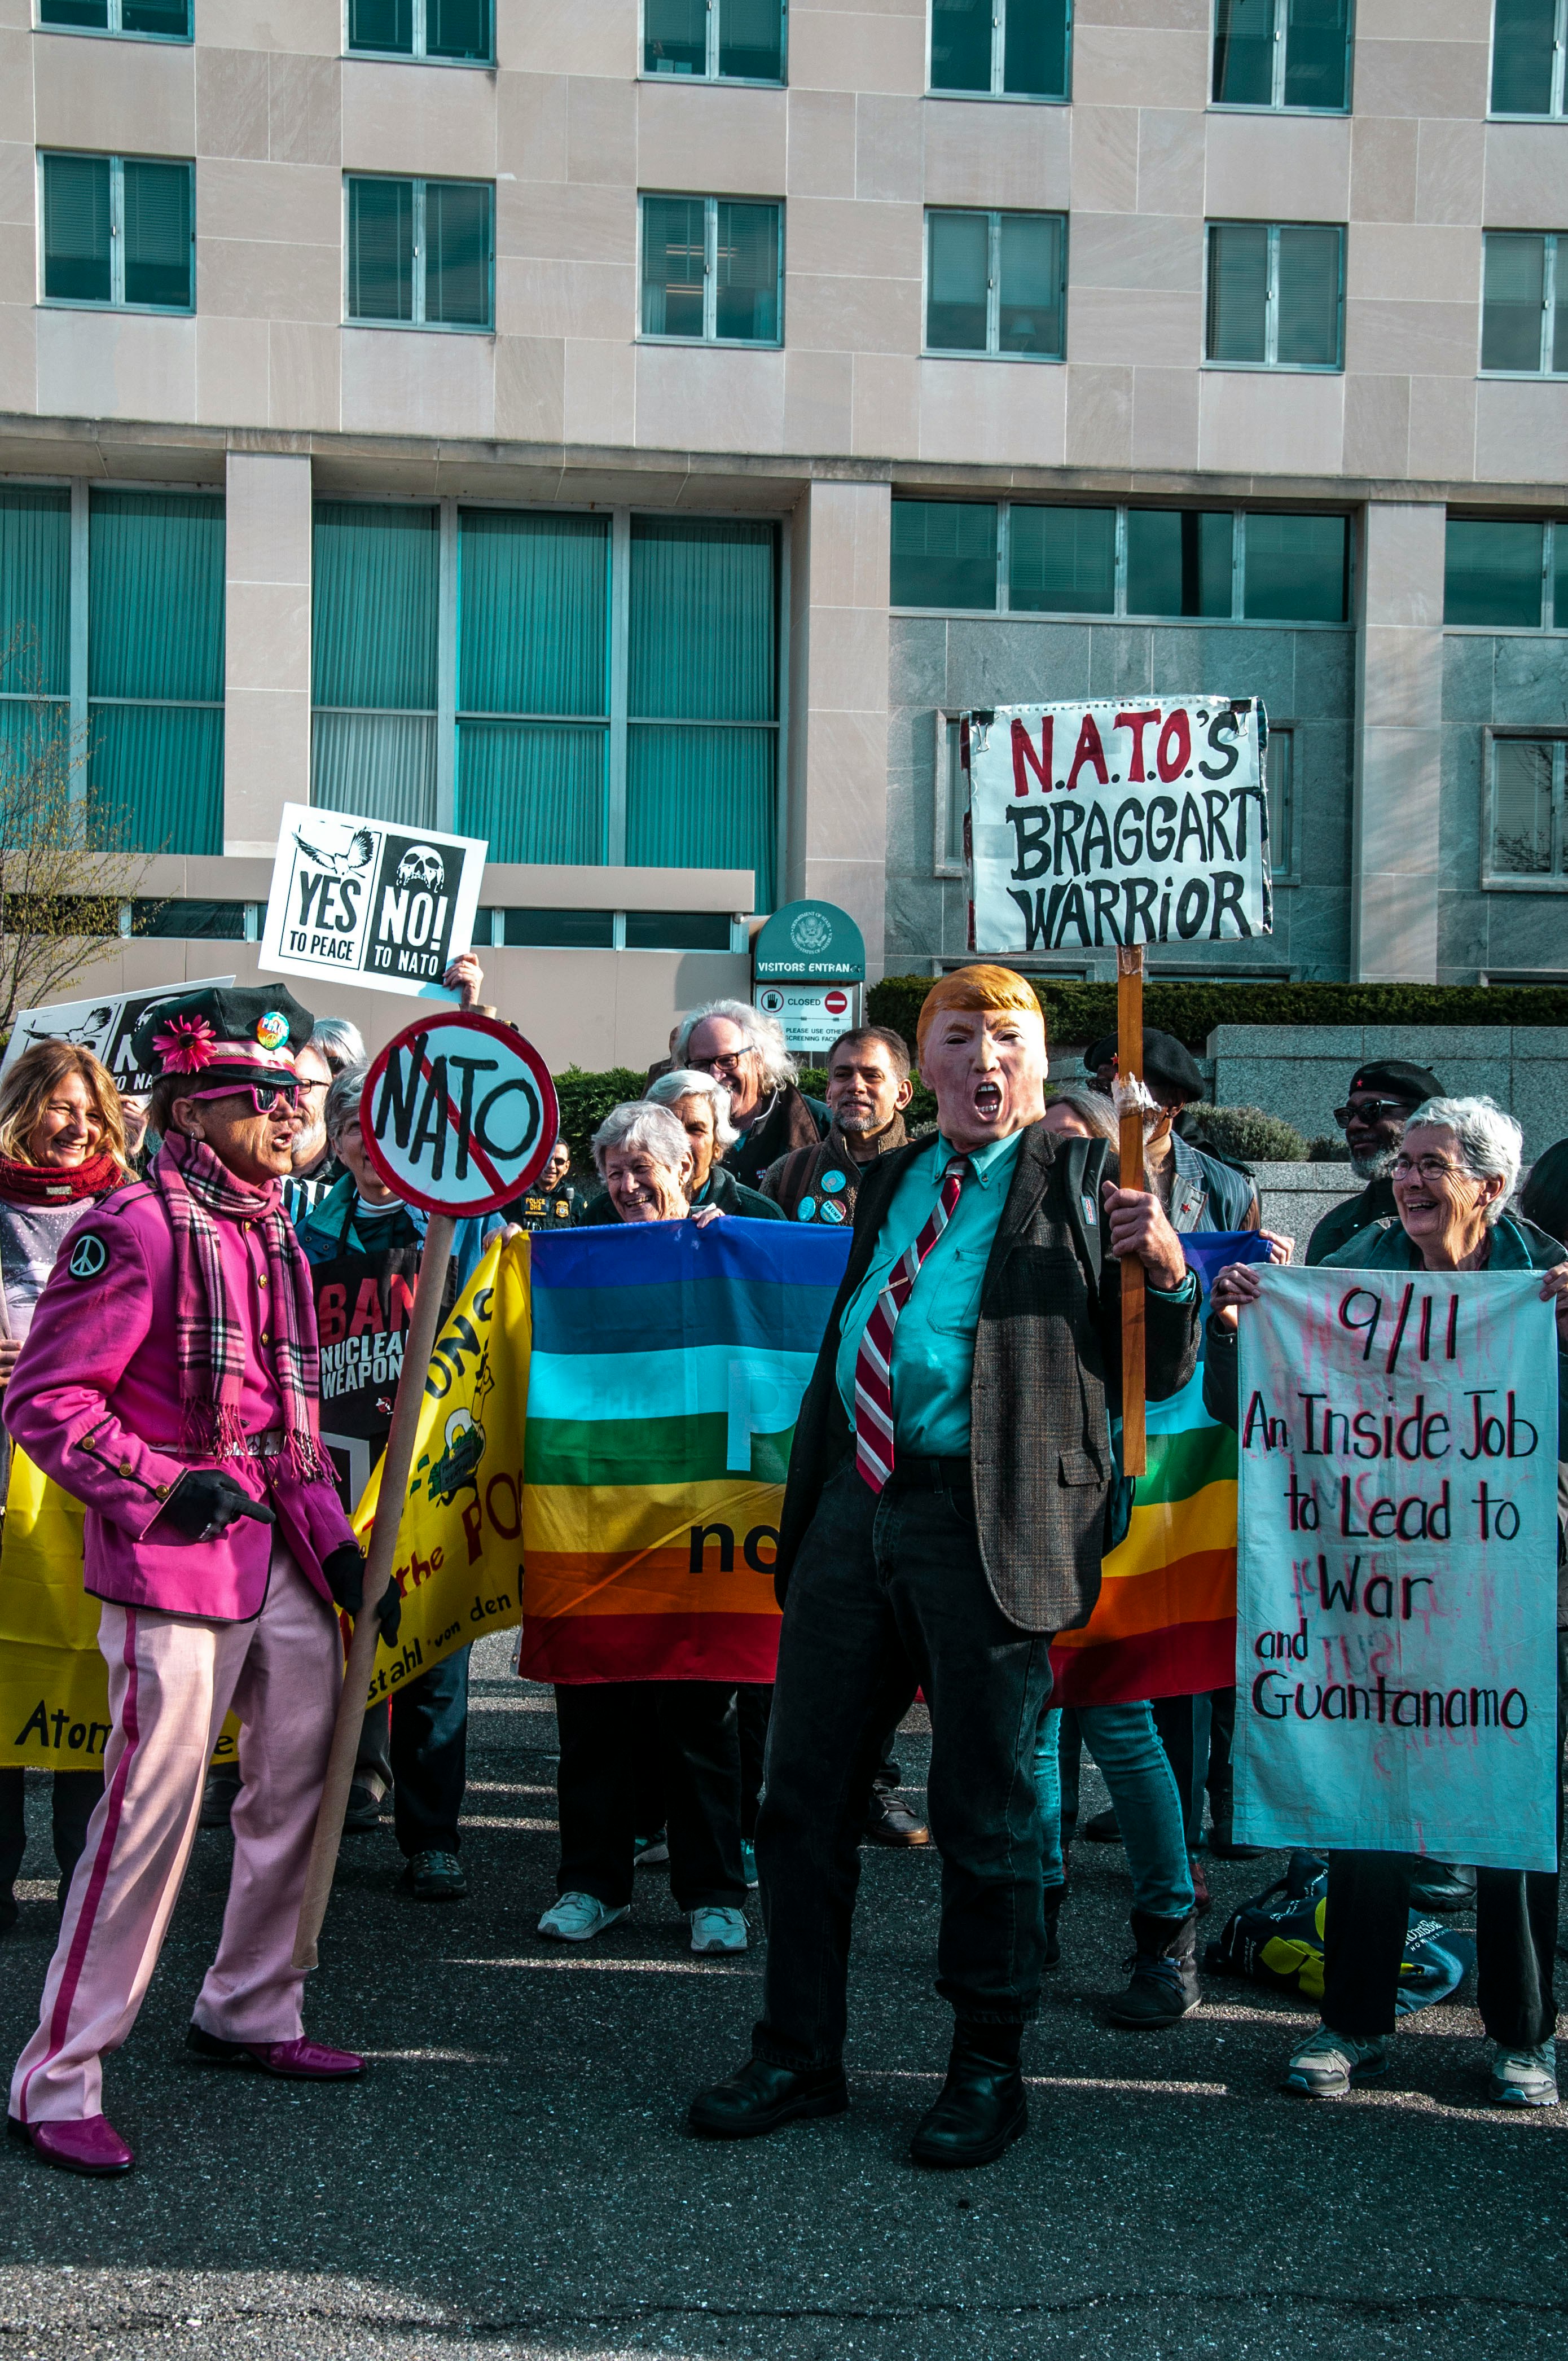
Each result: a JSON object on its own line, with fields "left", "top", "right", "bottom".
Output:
{"left": 2, "top": 0, "right": 1566, "bottom": 1068}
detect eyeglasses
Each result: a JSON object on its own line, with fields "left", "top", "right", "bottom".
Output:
{"left": 190, "top": 1083, "right": 301, "bottom": 1116}
{"left": 1391, "top": 1154, "right": 1469, "bottom": 1183}
{"left": 1333, "top": 1098, "right": 1411, "bottom": 1127}
{"left": 690, "top": 1051, "right": 754, "bottom": 1075}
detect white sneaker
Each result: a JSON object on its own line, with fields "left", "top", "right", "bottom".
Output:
{"left": 537, "top": 1892, "right": 629, "bottom": 1943}
{"left": 1491, "top": 2038, "right": 1558, "bottom": 2107}
{"left": 689, "top": 1905, "right": 748, "bottom": 1955}
{"left": 1282, "top": 2023, "right": 1389, "bottom": 2097}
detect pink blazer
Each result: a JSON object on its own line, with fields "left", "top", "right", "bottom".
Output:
{"left": 3, "top": 1179, "right": 355, "bottom": 1622}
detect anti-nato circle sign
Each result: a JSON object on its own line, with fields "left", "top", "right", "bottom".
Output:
{"left": 361, "top": 1011, "right": 559, "bottom": 1219}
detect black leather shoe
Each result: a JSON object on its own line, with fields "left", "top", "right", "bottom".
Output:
{"left": 687, "top": 2054, "right": 848, "bottom": 2140}
{"left": 909, "top": 2026, "right": 1027, "bottom": 2170}
{"left": 863, "top": 1790, "right": 931, "bottom": 1846}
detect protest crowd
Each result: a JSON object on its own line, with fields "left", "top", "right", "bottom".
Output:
{"left": 1, "top": 952, "right": 1566, "bottom": 2181}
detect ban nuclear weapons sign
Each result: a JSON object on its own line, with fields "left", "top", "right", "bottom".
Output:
{"left": 260, "top": 804, "right": 487, "bottom": 1000}
{"left": 965, "top": 697, "right": 1272, "bottom": 956}
{"left": 361, "top": 1011, "right": 559, "bottom": 1219}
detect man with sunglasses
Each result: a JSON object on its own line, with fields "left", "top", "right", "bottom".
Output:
{"left": 4, "top": 985, "right": 392, "bottom": 2178}
{"left": 1305, "top": 1060, "right": 1445, "bottom": 1267}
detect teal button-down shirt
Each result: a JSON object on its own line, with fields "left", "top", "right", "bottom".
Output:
{"left": 834, "top": 1129, "right": 1025, "bottom": 1458}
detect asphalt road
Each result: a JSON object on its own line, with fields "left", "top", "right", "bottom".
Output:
{"left": 2, "top": 1632, "right": 1566, "bottom": 2360}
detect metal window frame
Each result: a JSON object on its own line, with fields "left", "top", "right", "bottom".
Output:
{"left": 1264, "top": 717, "right": 1299, "bottom": 884}
{"left": 343, "top": 0, "right": 494, "bottom": 63}
{"left": 36, "top": 0, "right": 192, "bottom": 38}
{"left": 933, "top": 709, "right": 968, "bottom": 877}
{"left": 1478, "top": 227, "right": 1565, "bottom": 376}
{"left": 1487, "top": 0, "right": 1568, "bottom": 118}
{"left": 1209, "top": 0, "right": 1354, "bottom": 114}
{"left": 342, "top": 173, "right": 494, "bottom": 333}
{"left": 1202, "top": 217, "right": 1345, "bottom": 371}
{"left": 1443, "top": 512, "right": 1561, "bottom": 631}
{"left": 636, "top": 191, "right": 784, "bottom": 347}
{"left": 637, "top": 0, "right": 789, "bottom": 85}
{"left": 925, "top": 0, "right": 1073, "bottom": 100}
{"left": 1482, "top": 723, "right": 1568, "bottom": 890}
{"left": 38, "top": 150, "right": 195, "bottom": 315}
{"left": 921, "top": 207, "right": 1068, "bottom": 362}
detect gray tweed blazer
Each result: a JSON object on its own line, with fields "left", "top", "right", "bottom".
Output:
{"left": 774, "top": 1121, "right": 1201, "bottom": 1636}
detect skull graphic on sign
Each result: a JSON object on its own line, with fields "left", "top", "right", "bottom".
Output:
{"left": 396, "top": 845, "right": 447, "bottom": 894}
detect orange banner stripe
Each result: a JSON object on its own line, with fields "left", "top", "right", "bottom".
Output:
{"left": 525, "top": 1551, "right": 781, "bottom": 1621}
{"left": 1052, "top": 1548, "right": 1237, "bottom": 1651}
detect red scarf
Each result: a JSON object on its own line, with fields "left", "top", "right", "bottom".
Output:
{"left": 0, "top": 1150, "right": 124, "bottom": 1206}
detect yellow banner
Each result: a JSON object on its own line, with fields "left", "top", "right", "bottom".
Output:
{"left": 351, "top": 1232, "right": 531, "bottom": 1704}
{"left": 0, "top": 1446, "right": 112, "bottom": 1771}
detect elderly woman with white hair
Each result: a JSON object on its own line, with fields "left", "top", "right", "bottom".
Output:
{"left": 579, "top": 1075, "right": 785, "bottom": 1226}
{"left": 1206, "top": 1095, "right": 1568, "bottom": 2109}
{"left": 674, "top": 1000, "right": 828, "bottom": 1196}
{"left": 537, "top": 1098, "right": 752, "bottom": 1959}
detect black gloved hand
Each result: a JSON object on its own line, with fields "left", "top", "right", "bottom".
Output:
{"left": 322, "top": 1543, "right": 403, "bottom": 1647}
{"left": 160, "top": 1468, "right": 276, "bottom": 1543}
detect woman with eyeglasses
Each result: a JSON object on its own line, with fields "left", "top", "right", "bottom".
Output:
{"left": 0, "top": 1042, "right": 133, "bottom": 1939}
{"left": 1206, "top": 1095, "right": 1568, "bottom": 2110}
{"left": 3, "top": 985, "right": 392, "bottom": 2176}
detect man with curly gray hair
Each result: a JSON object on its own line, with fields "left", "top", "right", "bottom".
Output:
{"left": 675, "top": 1000, "right": 828, "bottom": 1196}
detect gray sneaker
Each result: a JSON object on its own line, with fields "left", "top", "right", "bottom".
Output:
{"left": 1491, "top": 2038, "right": 1558, "bottom": 2108}
{"left": 1282, "top": 2024, "right": 1389, "bottom": 2097}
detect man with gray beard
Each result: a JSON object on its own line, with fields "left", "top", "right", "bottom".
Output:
{"left": 762, "top": 1028, "right": 915, "bottom": 1228}
{"left": 1306, "top": 1060, "right": 1446, "bottom": 1266}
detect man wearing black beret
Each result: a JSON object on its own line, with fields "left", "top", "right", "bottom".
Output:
{"left": 1084, "top": 1028, "right": 1260, "bottom": 1235}
{"left": 1305, "top": 1059, "right": 1446, "bottom": 1266}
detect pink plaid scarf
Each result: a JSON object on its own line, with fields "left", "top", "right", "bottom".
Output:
{"left": 153, "top": 1130, "right": 329, "bottom": 1483}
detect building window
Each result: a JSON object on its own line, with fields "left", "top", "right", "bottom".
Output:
{"left": 643, "top": 0, "right": 785, "bottom": 81}
{"left": 1211, "top": 0, "right": 1352, "bottom": 111}
{"left": 311, "top": 503, "right": 782, "bottom": 906}
{"left": 0, "top": 485, "right": 224, "bottom": 855}
{"left": 39, "top": 0, "right": 189, "bottom": 36}
{"left": 639, "top": 195, "right": 782, "bottom": 344}
{"left": 890, "top": 499, "right": 1350, "bottom": 622}
{"left": 1205, "top": 221, "right": 1343, "bottom": 368}
{"left": 925, "top": 210, "right": 1066, "bottom": 358}
{"left": 1485, "top": 732, "right": 1568, "bottom": 884}
{"left": 344, "top": 176, "right": 493, "bottom": 330}
{"left": 1481, "top": 231, "right": 1568, "bottom": 373}
{"left": 39, "top": 153, "right": 193, "bottom": 311}
{"left": 1443, "top": 516, "right": 1568, "bottom": 629}
{"left": 1265, "top": 723, "right": 1296, "bottom": 880}
{"left": 346, "top": 0, "right": 491, "bottom": 60}
{"left": 1491, "top": 0, "right": 1567, "bottom": 116}
{"left": 928, "top": 0, "right": 1070, "bottom": 99}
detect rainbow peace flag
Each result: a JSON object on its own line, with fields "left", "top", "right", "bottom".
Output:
{"left": 517, "top": 1219, "right": 852, "bottom": 1683}
{"left": 1049, "top": 1231, "right": 1267, "bottom": 1708}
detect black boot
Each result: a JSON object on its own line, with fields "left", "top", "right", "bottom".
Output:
{"left": 1104, "top": 1908, "right": 1200, "bottom": 2029}
{"left": 687, "top": 2054, "right": 848, "bottom": 2140}
{"left": 1043, "top": 1888, "right": 1065, "bottom": 1971}
{"left": 1206, "top": 1800, "right": 1264, "bottom": 1861}
{"left": 909, "top": 2022, "right": 1027, "bottom": 2170}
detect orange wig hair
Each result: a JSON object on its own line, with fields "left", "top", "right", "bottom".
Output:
{"left": 915, "top": 966, "right": 1046, "bottom": 1059}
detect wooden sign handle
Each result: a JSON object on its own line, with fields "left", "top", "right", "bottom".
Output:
{"left": 293, "top": 1211, "right": 458, "bottom": 1972}
{"left": 1116, "top": 947, "right": 1148, "bottom": 1479}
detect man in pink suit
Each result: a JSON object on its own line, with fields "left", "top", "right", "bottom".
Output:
{"left": 5, "top": 984, "right": 399, "bottom": 2177}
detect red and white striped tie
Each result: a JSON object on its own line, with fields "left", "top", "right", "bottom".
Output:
{"left": 852, "top": 1153, "right": 971, "bottom": 1494}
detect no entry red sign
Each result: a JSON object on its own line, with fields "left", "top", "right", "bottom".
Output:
{"left": 361, "top": 1011, "right": 559, "bottom": 1218}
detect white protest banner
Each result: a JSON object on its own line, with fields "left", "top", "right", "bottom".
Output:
{"left": 965, "top": 698, "right": 1271, "bottom": 955}
{"left": 2, "top": 977, "right": 237, "bottom": 1096}
{"left": 361, "top": 1010, "right": 559, "bottom": 1219}
{"left": 259, "top": 804, "right": 486, "bottom": 1000}
{"left": 1233, "top": 1266, "right": 1559, "bottom": 1871}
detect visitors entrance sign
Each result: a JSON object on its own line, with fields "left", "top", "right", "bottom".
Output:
{"left": 260, "top": 803, "right": 487, "bottom": 1000}
{"left": 754, "top": 982, "right": 859, "bottom": 1055}
{"left": 1232, "top": 1267, "right": 1558, "bottom": 1870}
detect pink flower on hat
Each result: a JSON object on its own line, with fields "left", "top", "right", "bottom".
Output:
{"left": 152, "top": 1013, "right": 218, "bottom": 1074}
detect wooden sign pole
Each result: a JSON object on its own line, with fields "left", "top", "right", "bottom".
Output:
{"left": 1116, "top": 945, "right": 1148, "bottom": 1479}
{"left": 292, "top": 1211, "right": 456, "bottom": 1972}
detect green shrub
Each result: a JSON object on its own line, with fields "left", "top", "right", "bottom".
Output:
{"left": 551, "top": 1065, "right": 648, "bottom": 1164}
{"left": 1192, "top": 1105, "right": 1308, "bottom": 1162}
{"left": 1307, "top": 1136, "right": 1351, "bottom": 1162}
{"left": 866, "top": 975, "right": 1568, "bottom": 1055}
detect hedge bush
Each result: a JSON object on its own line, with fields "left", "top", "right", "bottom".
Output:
{"left": 552, "top": 1060, "right": 940, "bottom": 1162}
{"left": 866, "top": 976, "right": 1568, "bottom": 1055}
{"left": 1192, "top": 1105, "right": 1308, "bottom": 1162}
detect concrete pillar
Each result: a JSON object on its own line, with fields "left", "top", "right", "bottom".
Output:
{"left": 1350, "top": 501, "right": 1447, "bottom": 982}
{"left": 222, "top": 449, "right": 313, "bottom": 856}
{"left": 786, "top": 480, "right": 890, "bottom": 980}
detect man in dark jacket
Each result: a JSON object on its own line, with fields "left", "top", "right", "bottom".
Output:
{"left": 688, "top": 966, "right": 1199, "bottom": 2169}
{"left": 677, "top": 1000, "right": 828, "bottom": 1194}
{"left": 762, "top": 1025, "right": 914, "bottom": 1227}
{"left": 1305, "top": 1059, "right": 1445, "bottom": 1265}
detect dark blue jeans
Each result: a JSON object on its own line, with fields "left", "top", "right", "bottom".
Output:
{"left": 391, "top": 1644, "right": 471, "bottom": 1858}
{"left": 754, "top": 1458, "right": 1054, "bottom": 2068}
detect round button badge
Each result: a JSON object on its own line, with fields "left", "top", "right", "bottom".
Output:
{"left": 820, "top": 1170, "right": 846, "bottom": 1193}
{"left": 796, "top": 1196, "right": 816, "bottom": 1222}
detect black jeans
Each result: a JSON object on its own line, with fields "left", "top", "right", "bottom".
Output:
{"left": 391, "top": 1644, "right": 471, "bottom": 1858}
{"left": 0, "top": 1767, "right": 102, "bottom": 1901}
{"left": 554, "top": 1680, "right": 745, "bottom": 1912}
{"left": 754, "top": 1458, "right": 1054, "bottom": 2068}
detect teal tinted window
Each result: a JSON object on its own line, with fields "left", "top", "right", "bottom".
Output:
{"left": 40, "top": 0, "right": 110, "bottom": 21}
{"left": 1207, "top": 221, "right": 1343, "bottom": 367}
{"left": 645, "top": 0, "right": 707, "bottom": 71}
{"left": 926, "top": 210, "right": 1065, "bottom": 357}
{"left": 623, "top": 910, "right": 731, "bottom": 950}
{"left": 1212, "top": 0, "right": 1275, "bottom": 101}
{"left": 121, "top": 160, "right": 191, "bottom": 309}
{"left": 348, "top": 0, "right": 487, "bottom": 58}
{"left": 1125, "top": 511, "right": 1234, "bottom": 617}
{"left": 1009, "top": 507, "right": 1116, "bottom": 615}
{"left": 1004, "top": 0, "right": 1070, "bottom": 94}
{"left": 425, "top": 181, "right": 492, "bottom": 326}
{"left": 131, "top": 899, "right": 245, "bottom": 937}
{"left": 930, "top": 0, "right": 1069, "bottom": 95}
{"left": 1244, "top": 514, "right": 1349, "bottom": 621}
{"left": 1444, "top": 519, "right": 1544, "bottom": 627}
{"left": 718, "top": 0, "right": 784, "bottom": 79}
{"left": 87, "top": 491, "right": 225, "bottom": 854}
{"left": 346, "top": 177, "right": 491, "bottom": 328}
{"left": 349, "top": 0, "right": 413, "bottom": 46}
{"left": 1490, "top": 738, "right": 1561, "bottom": 875}
{"left": 42, "top": 155, "right": 191, "bottom": 310}
{"left": 926, "top": 210, "right": 990, "bottom": 351}
{"left": 641, "top": 195, "right": 781, "bottom": 342}
{"left": 1206, "top": 222, "right": 1268, "bottom": 361}
{"left": 499, "top": 907, "right": 615, "bottom": 947}
{"left": 715, "top": 201, "right": 780, "bottom": 343}
{"left": 1276, "top": 224, "right": 1342, "bottom": 363}
{"left": 1282, "top": 0, "right": 1350, "bottom": 107}
{"left": 311, "top": 502, "right": 438, "bottom": 828}
{"left": 1266, "top": 726, "right": 1294, "bottom": 874}
{"left": 40, "top": 0, "right": 190, "bottom": 32}
{"left": 1492, "top": 0, "right": 1560, "bottom": 114}
{"left": 41, "top": 155, "right": 112, "bottom": 304}
{"left": 1554, "top": 523, "right": 1568, "bottom": 626}
{"left": 644, "top": 0, "right": 784, "bottom": 78}
{"left": 347, "top": 178, "right": 414, "bottom": 321}
{"left": 1481, "top": 231, "right": 1568, "bottom": 372}
{"left": 890, "top": 501, "right": 998, "bottom": 608}
{"left": 0, "top": 489, "right": 71, "bottom": 699}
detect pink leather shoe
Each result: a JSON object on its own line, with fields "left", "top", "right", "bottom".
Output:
{"left": 7, "top": 2114, "right": 134, "bottom": 2174}
{"left": 186, "top": 2026, "right": 362, "bottom": 2078}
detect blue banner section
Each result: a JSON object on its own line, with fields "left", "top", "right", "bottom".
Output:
{"left": 530, "top": 1216, "right": 853, "bottom": 1296}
